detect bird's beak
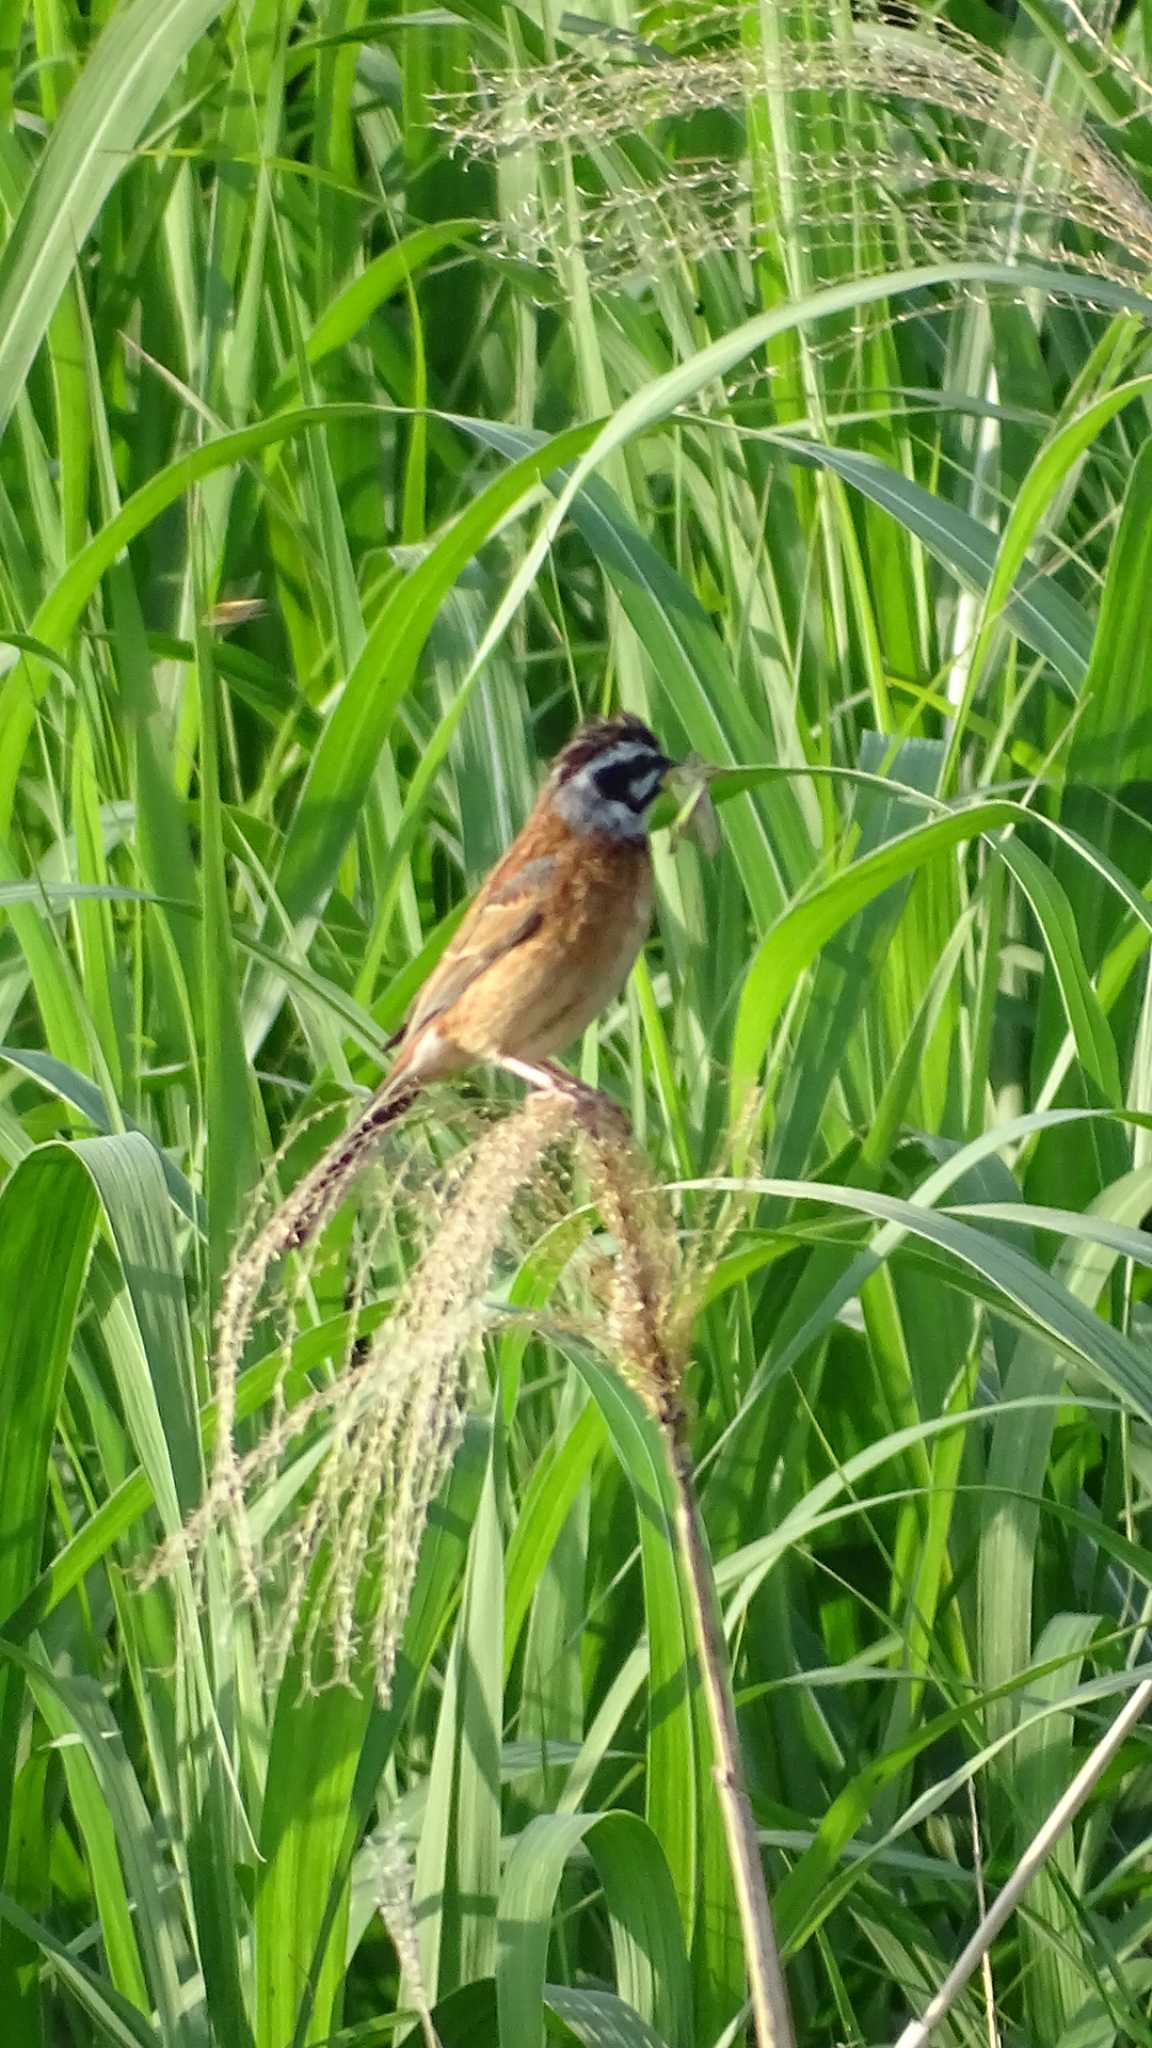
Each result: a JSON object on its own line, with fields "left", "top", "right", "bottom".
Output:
{"left": 660, "top": 756, "right": 721, "bottom": 856}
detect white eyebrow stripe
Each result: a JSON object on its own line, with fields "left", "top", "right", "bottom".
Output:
{"left": 584, "top": 742, "right": 659, "bottom": 775}
{"left": 556, "top": 742, "right": 659, "bottom": 788}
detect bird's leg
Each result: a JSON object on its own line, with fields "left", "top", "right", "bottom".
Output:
{"left": 494, "top": 1056, "right": 629, "bottom": 1137}
{"left": 495, "top": 1055, "right": 586, "bottom": 1096}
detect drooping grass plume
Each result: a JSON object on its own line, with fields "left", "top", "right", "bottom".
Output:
{"left": 437, "top": 0, "right": 1152, "bottom": 304}
{"left": 153, "top": 1071, "right": 797, "bottom": 2039}
{"left": 153, "top": 1090, "right": 575, "bottom": 1700}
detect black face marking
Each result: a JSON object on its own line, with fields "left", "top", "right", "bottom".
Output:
{"left": 593, "top": 751, "right": 666, "bottom": 812}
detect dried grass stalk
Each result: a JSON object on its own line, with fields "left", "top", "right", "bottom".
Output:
{"left": 574, "top": 1095, "right": 796, "bottom": 2048}
{"left": 152, "top": 1090, "right": 574, "bottom": 1702}
{"left": 154, "top": 1076, "right": 795, "bottom": 2041}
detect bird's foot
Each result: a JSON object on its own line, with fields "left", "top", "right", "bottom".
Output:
{"left": 495, "top": 1057, "right": 628, "bottom": 1136}
{"left": 496, "top": 1055, "right": 583, "bottom": 1096}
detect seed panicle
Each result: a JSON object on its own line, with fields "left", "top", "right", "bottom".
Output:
{"left": 432, "top": 0, "right": 1152, "bottom": 321}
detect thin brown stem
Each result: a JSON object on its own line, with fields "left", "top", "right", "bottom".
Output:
{"left": 666, "top": 1427, "right": 796, "bottom": 2048}
{"left": 569, "top": 1089, "right": 794, "bottom": 2046}
{"left": 894, "top": 1677, "right": 1152, "bottom": 2048}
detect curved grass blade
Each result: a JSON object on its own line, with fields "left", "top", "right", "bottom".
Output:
{"left": 0, "top": 1145, "right": 99, "bottom": 1867}
{"left": 498, "top": 1810, "right": 691, "bottom": 2048}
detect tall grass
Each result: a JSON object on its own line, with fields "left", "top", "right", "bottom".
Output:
{"left": 3, "top": 0, "right": 1152, "bottom": 2042}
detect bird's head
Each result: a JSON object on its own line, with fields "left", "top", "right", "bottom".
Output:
{"left": 550, "top": 714, "right": 674, "bottom": 841}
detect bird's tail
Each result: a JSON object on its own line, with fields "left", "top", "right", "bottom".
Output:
{"left": 215, "top": 1079, "right": 418, "bottom": 1414}
{"left": 279, "top": 1078, "right": 420, "bottom": 1254}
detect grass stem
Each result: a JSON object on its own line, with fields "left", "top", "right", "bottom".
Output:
{"left": 667, "top": 1426, "right": 796, "bottom": 2048}
{"left": 894, "top": 1679, "right": 1152, "bottom": 2047}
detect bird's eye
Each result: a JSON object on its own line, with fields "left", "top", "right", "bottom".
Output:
{"left": 593, "top": 752, "right": 665, "bottom": 809}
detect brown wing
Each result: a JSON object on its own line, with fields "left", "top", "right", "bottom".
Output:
{"left": 397, "top": 855, "right": 556, "bottom": 1043}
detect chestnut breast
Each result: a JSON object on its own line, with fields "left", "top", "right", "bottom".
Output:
{"left": 447, "top": 819, "right": 654, "bottom": 1064}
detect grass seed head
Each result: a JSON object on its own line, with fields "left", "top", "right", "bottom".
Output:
{"left": 152, "top": 1084, "right": 706, "bottom": 1695}
{"left": 571, "top": 1095, "right": 693, "bottom": 1431}
{"left": 157, "top": 1089, "right": 578, "bottom": 1701}
{"left": 432, "top": 0, "right": 1152, "bottom": 318}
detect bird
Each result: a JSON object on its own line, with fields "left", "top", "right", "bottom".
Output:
{"left": 280, "top": 712, "right": 676, "bottom": 1250}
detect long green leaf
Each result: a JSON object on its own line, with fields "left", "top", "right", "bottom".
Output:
{"left": 0, "top": 0, "right": 229, "bottom": 437}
